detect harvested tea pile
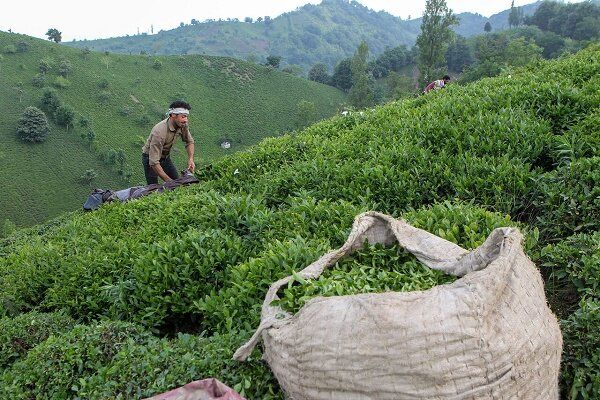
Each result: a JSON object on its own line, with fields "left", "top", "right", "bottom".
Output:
{"left": 272, "top": 243, "right": 456, "bottom": 314}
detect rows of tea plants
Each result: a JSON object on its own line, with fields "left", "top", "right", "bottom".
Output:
{"left": 0, "top": 45, "right": 598, "bottom": 399}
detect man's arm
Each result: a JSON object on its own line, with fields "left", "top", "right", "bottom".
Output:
{"left": 151, "top": 163, "right": 173, "bottom": 182}
{"left": 186, "top": 143, "right": 195, "bottom": 172}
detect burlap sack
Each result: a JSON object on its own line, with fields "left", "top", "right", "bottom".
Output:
{"left": 234, "top": 211, "right": 562, "bottom": 400}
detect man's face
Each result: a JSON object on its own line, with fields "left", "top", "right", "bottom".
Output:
{"left": 171, "top": 113, "right": 189, "bottom": 127}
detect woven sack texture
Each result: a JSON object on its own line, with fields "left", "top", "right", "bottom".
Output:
{"left": 235, "top": 211, "right": 562, "bottom": 400}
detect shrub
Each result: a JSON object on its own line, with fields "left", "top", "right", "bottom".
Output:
{"left": 78, "top": 332, "right": 281, "bottom": 400}
{"left": 98, "top": 90, "right": 111, "bottom": 103}
{"left": 58, "top": 59, "right": 72, "bottom": 77}
{"left": 0, "top": 321, "right": 150, "bottom": 399}
{"left": 560, "top": 299, "right": 600, "bottom": 400}
{"left": 0, "top": 311, "right": 75, "bottom": 369}
{"left": 16, "top": 106, "right": 50, "bottom": 143}
{"left": 534, "top": 158, "right": 600, "bottom": 240}
{"left": 540, "top": 231, "right": 600, "bottom": 303}
{"left": 53, "top": 76, "right": 70, "bottom": 89}
{"left": 97, "top": 78, "right": 109, "bottom": 89}
{"left": 39, "top": 87, "right": 61, "bottom": 114}
{"left": 139, "top": 114, "right": 151, "bottom": 126}
{"left": 31, "top": 73, "right": 46, "bottom": 87}
{"left": 80, "top": 169, "right": 98, "bottom": 184}
{"left": 2, "top": 44, "right": 16, "bottom": 54}
{"left": 16, "top": 41, "right": 28, "bottom": 53}
{"left": 39, "top": 58, "right": 52, "bottom": 74}
{"left": 54, "top": 104, "right": 75, "bottom": 128}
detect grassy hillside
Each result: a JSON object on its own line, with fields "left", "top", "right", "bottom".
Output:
{"left": 0, "top": 45, "right": 598, "bottom": 399}
{"left": 66, "top": 0, "right": 540, "bottom": 71}
{"left": 0, "top": 31, "right": 345, "bottom": 228}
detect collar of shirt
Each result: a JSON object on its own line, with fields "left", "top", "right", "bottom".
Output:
{"left": 167, "top": 117, "right": 179, "bottom": 132}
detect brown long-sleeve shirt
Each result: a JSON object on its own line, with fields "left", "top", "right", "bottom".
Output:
{"left": 142, "top": 117, "right": 195, "bottom": 166}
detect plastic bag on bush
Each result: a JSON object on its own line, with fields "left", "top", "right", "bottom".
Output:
{"left": 234, "top": 211, "right": 562, "bottom": 400}
{"left": 143, "top": 378, "right": 245, "bottom": 400}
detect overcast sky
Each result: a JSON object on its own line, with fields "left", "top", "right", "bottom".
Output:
{"left": 0, "top": 0, "right": 584, "bottom": 42}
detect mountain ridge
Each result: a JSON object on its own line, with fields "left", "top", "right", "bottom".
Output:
{"left": 66, "top": 0, "right": 542, "bottom": 70}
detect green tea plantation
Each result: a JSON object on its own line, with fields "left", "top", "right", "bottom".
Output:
{"left": 0, "top": 31, "right": 345, "bottom": 228}
{"left": 0, "top": 44, "right": 598, "bottom": 399}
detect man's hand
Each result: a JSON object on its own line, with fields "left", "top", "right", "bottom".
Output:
{"left": 187, "top": 158, "right": 196, "bottom": 173}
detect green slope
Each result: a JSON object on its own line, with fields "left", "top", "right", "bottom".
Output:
{"left": 0, "top": 46, "right": 598, "bottom": 399}
{"left": 0, "top": 32, "right": 345, "bottom": 228}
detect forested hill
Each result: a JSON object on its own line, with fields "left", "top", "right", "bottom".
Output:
{"left": 66, "top": 0, "right": 541, "bottom": 71}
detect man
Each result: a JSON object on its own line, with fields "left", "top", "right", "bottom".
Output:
{"left": 142, "top": 100, "right": 196, "bottom": 184}
{"left": 424, "top": 75, "right": 451, "bottom": 94}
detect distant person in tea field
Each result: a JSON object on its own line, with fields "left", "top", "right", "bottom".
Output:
{"left": 142, "top": 100, "right": 196, "bottom": 184}
{"left": 424, "top": 75, "right": 451, "bottom": 94}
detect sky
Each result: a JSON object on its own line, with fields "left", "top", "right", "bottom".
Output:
{"left": 0, "top": 0, "right": 584, "bottom": 42}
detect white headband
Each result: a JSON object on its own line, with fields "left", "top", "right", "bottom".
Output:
{"left": 168, "top": 107, "right": 190, "bottom": 116}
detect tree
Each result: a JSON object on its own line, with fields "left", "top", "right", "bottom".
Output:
{"left": 59, "top": 59, "right": 72, "bottom": 77}
{"left": 372, "top": 45, "right": 412, "bottom": 79}
{"left": 386, "top": 72, "right": 416, "bottom": 100}
{"left": 40, "top": 87, "right": 61, "bottom": 114}
{"left": 116, "top": 149, "right": 127, "bottom": 174}
{"left": 81, "top": 47, "right": 91, "bottom": 59}
{"left": 416, "top": 0, "right": 459, "bottom": 86}
{"left": 39, "top": 58, "right": 52, "bottom": 74}
{"left": 484, "top": 21, "right": 492, "bottom": 32}
{"left": 46, "top": 28, "right": 62, "bottom": 43}
{"left": 54, "top": 104, "right": 75, "bottom": 130}
{"left": 16, "top": 41, "right": 29, "bottom": 53}
{"left": 526, "top": 1, "right": 561, "bottom": 31}
{"left": 244, "top": 17, "right": 253, "bottom": 23}
{"left": 348, "top": 41, "right": 375, "bottom": 109}
{"left": 265, "top": 55, "right": 281, "bottom": 69}
{"left": 508, "top": 1, "right": 523, "bottom": 29}
{"left": 308, "top": 63, "right": 330, "bottom": 84}
{"left": 86, "top": 129, "right": 96, "bottom": 146}
{"left": 445, "top": 36, "right": 473, "bottom": 73}
{"left": 17, "top": 106, "right": 50, "bottom": 143}
{"left": 13, "top": 81, "right": 24, "bottom": 103}
{"left": 505, "top": 37, "right": 542, "bottom": 67}
{"left": 331, "top": 58, "right": 353, "bottom": 91}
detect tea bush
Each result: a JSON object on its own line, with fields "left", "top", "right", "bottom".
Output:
{"left": 77, "top": 332, "right": 281, "bottom": 400}
{"left": 0, "top": 311, "right": 75, "bottom": 370}
{"left": 540, "top": 231, "right": 600, "bottom": 303}
{"left": 0, "top": 45, "right": 598, "bottom": 398}
{"left": 560, "top": 299, "right": 600, "bottom": 400}
{"left": 0, "top": 321, "right": 151, "bottom": 399}
{"left": 534, "top": 157, "right": 600, "bottom": 240}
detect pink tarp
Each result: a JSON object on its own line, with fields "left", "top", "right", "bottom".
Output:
{"left": 143, "top": 378, "right": 245, "bottom": 400}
